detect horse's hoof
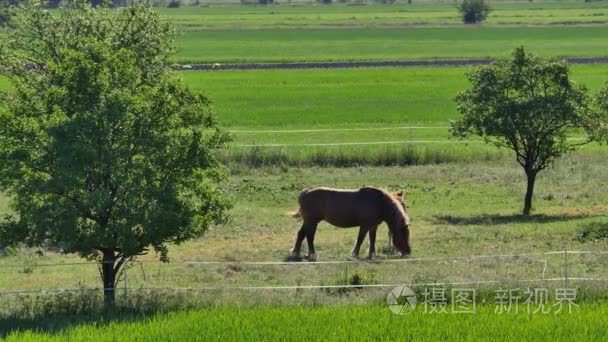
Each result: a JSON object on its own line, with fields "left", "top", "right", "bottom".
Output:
{"left": 286, "top": 254, "right": 303, "bottom": 262}
{"left": 351, "top": 250, "right": 360, "bottom": 259}
{"left": 286, "top": 249, "right": 303, "bottom": 262}
{"left": 307, "top": 253, "right": 317, "bottom": 262}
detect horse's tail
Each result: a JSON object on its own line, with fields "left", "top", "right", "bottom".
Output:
{"left": 288, "top": 188, "right": 310, "bottom": 219}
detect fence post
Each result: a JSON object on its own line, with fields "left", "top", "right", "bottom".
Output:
{"left": 124, "top": 260, "right": 128, "bottom": 305}
{"left": 563, "top": 247, "right": 569, "bottom": 290}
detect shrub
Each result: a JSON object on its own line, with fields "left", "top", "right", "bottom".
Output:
{"left": 458, "top": 0, "right": 491, "bottom": 24}
{"left": 167, "top": 0, "right": 180, "bottom": 7}
{"left": 575, "top": 223, "right": 608, "bottom": 243}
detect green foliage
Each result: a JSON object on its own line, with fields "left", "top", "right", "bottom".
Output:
{"left": 458, "top": 0, "right": 491, "bottom": 24}
{"left": 0, "top": 0, "right": 230, "bottom": 302}
{"left": 452, "top": 47, "right": 606, "bottom": 214}
{"left": 0, "top": 0, "right": 14, "bottom": 28}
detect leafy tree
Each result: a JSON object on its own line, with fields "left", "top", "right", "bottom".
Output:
{"left": 452, "top": 47, "right": 606, "bottom": 216}
{"left": 458, "top": 0, "right": 491, "bottom": 24}
{"left": 0, "top": 0, "right": 231, "bottom": 306}
{"left": 0, "top": 0, "right": 14, "bottom": 28}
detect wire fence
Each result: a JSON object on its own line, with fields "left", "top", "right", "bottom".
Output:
{"left": 1, "top": 249, "right": 607, "bottom": 296}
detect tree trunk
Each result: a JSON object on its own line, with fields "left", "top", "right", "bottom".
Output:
{"left": 101, "top": 249, "right": 117, "bottom": 308}
{"left": 523, "top": 170, "right": 537, "bottom": 216}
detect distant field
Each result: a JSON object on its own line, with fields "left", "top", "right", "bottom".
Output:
{"left": 162, "top": 2, "right": 608, "bottom": 64}
{"left": 3, "top": 65, "right": 607, "bottom": 146}
{"left": 184, "top": 64, "right": 608, "bottom": 130}
{"left": 159, "top": 2, "right": 608, "bottom": 29}
{"left": 174, "top": 26, "right": 608, "bottom": 64}
{"left": 4, "top": 304, "right": 608, "bottom": 340}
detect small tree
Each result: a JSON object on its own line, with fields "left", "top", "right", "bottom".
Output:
{"left": 452, "top": 47, "right": 606, "bottom": 216}
{"left": 0, "top": 0, "right": 231, "bottom": 306}
{"left": 458, "top": 0, "right": 490, "bottom": 24}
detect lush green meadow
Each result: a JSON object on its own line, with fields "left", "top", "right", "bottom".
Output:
{"left": 184, "top": 64, "right": 608, "bottom": 130}
{"left": 4, "top": 304, "right": 608, "bottom": 340}
{"left": 174, "top": 26, "right": 608, "bottom": 63}
{"left": 160, "top": 2, "right": 608, "bottom": 29}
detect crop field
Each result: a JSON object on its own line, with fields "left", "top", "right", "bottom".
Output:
{"left": 162, "top": 2, "right": 608, "bottom": 64}
{"left": 4, "top": 304, "right": 608, "bottom": 340}
{"left": 184, "top": 64, "right": 608, "bottom": 129}
{"left": 160, "top": 2, "right": 608, "bottom": 29}
{"left": 173, "top": 26, "right": 608, "bottom": 64}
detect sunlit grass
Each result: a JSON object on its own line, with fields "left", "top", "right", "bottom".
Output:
{"left": 5, "top": 304, "right": 608, "bottom": 340}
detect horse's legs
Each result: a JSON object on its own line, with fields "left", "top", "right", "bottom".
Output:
{"left": 305, "top": 223, "right": 318, "bottom": 261}
{"left": 351, "top": 226, "right": 369, "bottom": 258}
{"left": 387, "top": 230, "right": 394, "bottom": 254}
{"left": 291, "top": 223, "right": 309, "bottom": 258}
{"left": 368, "top": 225, "right": 378, "bottom": 259}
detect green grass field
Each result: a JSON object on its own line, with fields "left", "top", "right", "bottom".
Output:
{"left": 184, "top": 64, "right": 608, "bottom": 130}
{"left": 3, "top": 64, "right": 608, "bottom": 165}
{"left": 163, "top": 2, "right": 608, "bottom": 64}
{"left": 173, "top": 26, "right": 608, "bottom": 64}
{"left": 160, "top": 2, "right": 608, "bottom": 29}
{"left": 4, "top": 304, "right": 608, "bottom": 340}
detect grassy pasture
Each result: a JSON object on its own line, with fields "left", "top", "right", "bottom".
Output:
{"left": 4, "top": 303, "right": 608, "bottom": 340}
{"left": 159, "top": 2, "right": 608, "bottom": 29}
{"left": 2, "top": 154, "right": 607, "bottom": 296}
{"left": 174, "top": 26, "right": 608, "bottom": 64}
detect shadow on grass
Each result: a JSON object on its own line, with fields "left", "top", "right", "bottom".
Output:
{"left": 0, "top": 309, "right": 160, "bottom": 338}
{"left": 433, "top": 213, "right": 596, "bottom": 226}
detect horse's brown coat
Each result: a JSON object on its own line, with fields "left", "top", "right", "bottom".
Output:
{"left": 290, "top": 187, "right": 411, "bottom": 260}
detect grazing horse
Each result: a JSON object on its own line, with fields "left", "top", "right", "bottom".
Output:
{"left": 290, "top": 187, "right": 411, "bottom": 261}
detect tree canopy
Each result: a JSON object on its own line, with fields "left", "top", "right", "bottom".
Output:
{"left": 452, "top": 47, "right": 607, "bottom": 215}
{"left": 0, "top": 0, "right": 14, "bottom": 28}
{"left": 0, "top": 0, "right": 231, "bottom": 305}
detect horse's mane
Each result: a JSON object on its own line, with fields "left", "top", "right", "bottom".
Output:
{"left": 377, "top": 188, "right": 409, "bottom": 225}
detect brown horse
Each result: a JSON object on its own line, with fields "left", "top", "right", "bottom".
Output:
{"left": 290, "top": 187, "right": 411, "bottom": 261}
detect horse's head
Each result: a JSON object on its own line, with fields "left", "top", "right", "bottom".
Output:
{"left": 390, "top": 191, "right": 411, "bottom": 256}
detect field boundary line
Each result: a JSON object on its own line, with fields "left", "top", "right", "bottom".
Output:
{"left": 2, "top": 277, "right": 608, "bottom": 296}
{"left": 232, "top": 137, "right": 587, "bottom": 148}
{"left": 234, "top": 140, "right": 484, "bottom": 147}
{"left": 176, "top": 57, "right": 608, "bottom": 71}
{"left": 229, "top": 126, "right": 450, "bottom": 133}
{"left": 1, "top": 250, "right": 606, "bottom": 269}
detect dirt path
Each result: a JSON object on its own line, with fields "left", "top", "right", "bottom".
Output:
{"left": 176, "top": 57, "right": 608, "bottom": 71}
